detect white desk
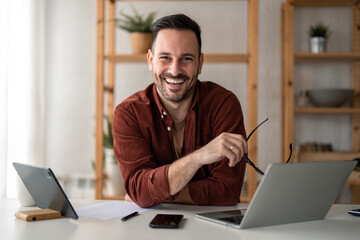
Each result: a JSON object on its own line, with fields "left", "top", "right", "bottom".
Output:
{"left": 1, "top": 198, "right": 359, "bottom": 240}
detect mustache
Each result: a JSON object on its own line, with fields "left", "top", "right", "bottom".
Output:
{"left": 160, "top": 72, "right": 190, "bottom": 80}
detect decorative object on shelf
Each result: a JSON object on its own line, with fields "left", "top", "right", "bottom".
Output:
{"left": 308, "top": 22, "right": 331, "bottom": 53}
{"left": 298, "top": 73, "right": 310, "bottom": 107}
{"left": 116, "top": 6, "right": 156, "bottom": 54}
{"left": 300, "top": 142, "right": 333, "bottom": 152}
{"left": 103, "top": 116, "right": 125, "bottom": 197}
{"left": 355, "top": 159, "right": 360, "bottom": 172}
{"left": 307, "top": 88, "right": 354, "bottom": 107}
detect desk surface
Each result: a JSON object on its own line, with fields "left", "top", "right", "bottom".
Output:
{"left": 1, "top": 198, "right": 359, "bottom": 240}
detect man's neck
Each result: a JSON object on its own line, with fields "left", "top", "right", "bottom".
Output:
{"left": 159, "top": 93, "right": 193, "bottom": 123}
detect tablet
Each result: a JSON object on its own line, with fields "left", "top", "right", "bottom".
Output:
{"left": 13, "top": 162, "right": 78, "bottom": 219}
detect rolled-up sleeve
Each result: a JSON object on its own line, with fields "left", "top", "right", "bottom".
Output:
{"left": 187, "top": 160, "right": 245, "bottom": 205}
{"left": 187, "top": 93, "right": 246, "bottom": 206}
{"left": 113, "top": 104, "right": 174, "bottom": 208}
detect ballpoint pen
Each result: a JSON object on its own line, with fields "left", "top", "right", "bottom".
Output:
{"left": 121, "top": 211, "right": 139, "bottom": 221}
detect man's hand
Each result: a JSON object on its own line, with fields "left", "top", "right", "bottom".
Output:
{"left": 168, "top": 132, "right": 247, "bottom": 197}
{"left": 124, "top": 194, "right": 133, "bottom": 202}
{"left": 195, "top": 132, "right": 248, "bottom": 167}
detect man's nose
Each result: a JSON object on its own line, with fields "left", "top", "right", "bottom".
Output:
{"left": 168, "top": 60, "right": 181, "bottom": 77}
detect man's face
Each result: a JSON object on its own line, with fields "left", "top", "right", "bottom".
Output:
{"left": 147, "top": 29, "right": 203, "bottom": 103}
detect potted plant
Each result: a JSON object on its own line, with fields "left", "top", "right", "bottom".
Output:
{"left": 103, "top": 115, "right": 116, "bottom": 165}
{"left": 308, "top": 22, "right": 331, "bottom": 53}
{"left": 103, "top": 115, "right": 125, "bottom": 197}
{"left": 116, "top": 7, "right": 156, "bottom": 54}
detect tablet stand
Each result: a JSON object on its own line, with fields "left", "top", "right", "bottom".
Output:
{"left": 15, "top": 209, "right": 64, "bottom": 222}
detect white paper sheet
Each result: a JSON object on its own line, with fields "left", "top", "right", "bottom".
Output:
{"left": 75, "top": 201, "right": 161, "bottom": 220}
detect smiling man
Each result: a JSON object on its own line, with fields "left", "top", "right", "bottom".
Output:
{"left": 113, "top": 14, "right": 247, "bottom": 208}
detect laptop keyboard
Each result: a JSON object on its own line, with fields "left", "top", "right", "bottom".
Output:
{"left": 218, "top": 215, "right": 244, "bottom": 225}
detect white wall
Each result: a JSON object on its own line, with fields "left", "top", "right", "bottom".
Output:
{"left": 45, "top": 0, "right": 96, "bottom": 175}
{"left": 44, "top": 1, "right": 352, "bottom": 178}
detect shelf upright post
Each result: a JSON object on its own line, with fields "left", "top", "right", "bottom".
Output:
{"left": 282, "top": 0, "right": 295, "bottom": 163}
{"left": 351, "top": 1, "right": 360, "bottom": 203}
{"left": 245, "top": 0, "right": 259, "bottom": 201}
{"left": 95, "top": 0, "right": 105, "bottom": 199}
{"left": 352, "top": 3, "right": 360, "bottom": 152}
{"left": 106, "top": 0, "right": 116, "bottom": 119}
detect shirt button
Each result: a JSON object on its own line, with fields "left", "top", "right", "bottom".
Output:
{"left": 161, "top": 115, "right": 164, "bottom": 119}
{"left": 167, "top": 126, "right": 171, "bottom": 131}
{"left": 163, "top": 111, "right": 167, "bottom": 116}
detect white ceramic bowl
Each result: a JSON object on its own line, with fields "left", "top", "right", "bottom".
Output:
{"left": 307, "top": 89, "right": 354, "bottom": 107}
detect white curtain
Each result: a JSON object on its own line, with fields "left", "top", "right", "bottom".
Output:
{"left": 0, "top": 0, "right": 46, "bottom": 198}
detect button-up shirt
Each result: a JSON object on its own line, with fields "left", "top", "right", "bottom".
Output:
{"left": 113, "top": 80, "right": 246, "bottom": 207}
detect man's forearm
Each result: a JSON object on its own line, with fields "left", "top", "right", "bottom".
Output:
{"left": 167, "top": 186, "right": 195, "bottom": 204}
{"left": 168, "top": 132, "right": 247, "bottom": 197}
{"left": 167, "top": 152, "right": 202, "bottom": 196}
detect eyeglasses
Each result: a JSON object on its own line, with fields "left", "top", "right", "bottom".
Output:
{"left": 244, "top": 118, "right": 293, "bottom": 175}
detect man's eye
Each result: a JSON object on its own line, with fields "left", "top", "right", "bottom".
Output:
{"left": 183, "top": 57, "right": 194, "bottom": 62}
{"left": 160, "top": 56, "right": 170, "bottom": 60}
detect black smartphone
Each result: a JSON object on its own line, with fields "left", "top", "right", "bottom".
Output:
{"left": 348, "top": 209, "right": 360, "bottom": 217}
{"left": 149, "top": 214, "right": 184, "bottom": 228}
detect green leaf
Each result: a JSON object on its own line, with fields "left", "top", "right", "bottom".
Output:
{"left": 308, "top": 22, "right": 331, "bottom": 38}
{"left": 116, "top": 6, "right": 156, "bottom": 33}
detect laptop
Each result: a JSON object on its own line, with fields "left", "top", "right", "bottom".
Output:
{"left": 196, "top": 160, "right": 356, "bottom": 229}
{"left": 13, "top": 162, "right": 78, "bottom": 219}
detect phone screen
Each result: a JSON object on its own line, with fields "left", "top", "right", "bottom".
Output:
{"left": 149, "top": 214, "right": 184, "bottom": 228}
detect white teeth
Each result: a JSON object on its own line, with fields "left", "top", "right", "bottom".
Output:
{"left": 165, "top": 78, "right": 185, "bottom": 84}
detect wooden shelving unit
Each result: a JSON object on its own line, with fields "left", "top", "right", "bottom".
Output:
{"left": 295, "top": 108, "right": 360, "bottom": 114}
{"left": 294, "top": 52, "right": 360, "bottom": 62}
{"left": 282, "top": 0, "right": 360, "bottom": 203}
{"left": 95, "top": 0, "right": 259, "bottom": 202}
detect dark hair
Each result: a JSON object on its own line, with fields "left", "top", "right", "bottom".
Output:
{"left": 151, "top": 14, "right": 202, "bottom": 57}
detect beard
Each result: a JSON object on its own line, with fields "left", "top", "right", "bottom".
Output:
{"left": 154, "top": 71, "right": 197, "bottom": 103}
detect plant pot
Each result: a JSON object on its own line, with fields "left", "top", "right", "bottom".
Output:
{"left": 130, "top": 32, "right": 152, "bottom": 54}
{"left": 16, "top": 175, "right": 36, "bottom": 207}
{"left": 104, "top": 148, "right": 126, "bottom": 197}
{"left": 309, "top": 37, "right": 327, "bottom": 53}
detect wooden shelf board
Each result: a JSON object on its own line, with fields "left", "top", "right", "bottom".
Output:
{"left": 295, "top": 107, "right": 360, "bottom": 114}
{"left": 297, "top": 151, "right": 360, "bottom": 162}
{"left": 104, "top": 53, "right": 249, "bottom": 63}
{"left": 115, "top": 0, "right": 246, "bottom": 2}
{"left": 205, "top": 54, "right": 249, "bottom": 63}
{"left": 297, "top": 151, "right": 360, "bottom": 186}
{"left": 105, "top": 54, "right": 147, "bottom": 62}
{"left": 294, "top": 52, "right": 360, "bottom": 62}
{"left": 292, "top": 0, "right": 357, "bottom": 7}
{"left": 103, "top": 196, "right": 125, "bottom": 201}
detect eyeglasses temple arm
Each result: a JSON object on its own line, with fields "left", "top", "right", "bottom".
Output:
{"left": 285, "top": 143, "right": 292, "bottom": 164}
{"left": 246, "top": 118, "right": 268, "bottom": 141}
{"left": 244, "top": 118, "right": 268, "bottom": 176}
{"left": 245, "top": 154, "right": 264, "bottom": 175}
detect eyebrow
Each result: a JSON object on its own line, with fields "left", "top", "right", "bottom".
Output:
{"left": 157, "top": 52, "right": 196, "bottom": 58}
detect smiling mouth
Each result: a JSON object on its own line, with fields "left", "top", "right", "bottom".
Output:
{"left": 165, "top": 78, "right": 185, "bottom": 85}
{"left": 160, "top": 73, "right": 189, "bottom": 88}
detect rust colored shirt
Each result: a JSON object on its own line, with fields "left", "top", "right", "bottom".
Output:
{"left": 113, "top": 80, "right": 246, "bottom": 208}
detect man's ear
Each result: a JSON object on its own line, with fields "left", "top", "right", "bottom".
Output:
{"left": 198, "top": 53, "right": 204, "bottom": 74}
{"left": 147, "top": 49, "right": 153, "bottom": 71}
